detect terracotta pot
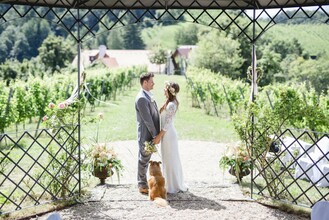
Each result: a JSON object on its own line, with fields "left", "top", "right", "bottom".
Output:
{"left": 228, "top": 165, "right": 250, "bottom": 181}
{"left": 92, "top": 166, "right": 114, "bottom": 185}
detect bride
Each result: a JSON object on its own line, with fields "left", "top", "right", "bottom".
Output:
{"left": 154, "top": 81, "right": 188, "bottom": 194}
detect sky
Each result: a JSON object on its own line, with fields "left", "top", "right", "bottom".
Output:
{"left": 245, "top": 6, "right": 329, "bottom": 18}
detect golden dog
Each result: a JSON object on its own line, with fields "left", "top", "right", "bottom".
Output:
{"left": 148, "top": 161, "right": 168, "bottom": 207}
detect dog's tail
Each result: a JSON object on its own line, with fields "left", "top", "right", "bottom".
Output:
{"left": 154, "top": 197, "right": 168, "bottom": 207}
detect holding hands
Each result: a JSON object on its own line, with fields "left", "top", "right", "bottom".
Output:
{"left": 153, "top": 130, "right": 165, "bottom": 145}
{"left": 153, "top": 135, "right": 161, "bottom": 145}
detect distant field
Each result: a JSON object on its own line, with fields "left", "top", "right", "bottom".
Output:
{"left": 141, "top": 22, "right": 212, "bottom": 50}
{"left": 142, "top": 22, "right": 329, "bottom": 56}
{"left": 142, "top": 24, "right": 180, "bottom": 49}
{"left": 261, "top": 23, "right": 329, "bottom": 55}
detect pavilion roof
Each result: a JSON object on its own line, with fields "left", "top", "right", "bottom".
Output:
{"left": 2, "top": 0, "right": 328, "bottom": 10}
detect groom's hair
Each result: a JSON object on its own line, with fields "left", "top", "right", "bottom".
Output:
{"left": 140, "top": 72, "right": 154, "bottom": 85}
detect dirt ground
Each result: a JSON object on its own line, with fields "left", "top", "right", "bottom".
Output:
{"left": 35, "top": 140, "right": 309, "bottom": 220}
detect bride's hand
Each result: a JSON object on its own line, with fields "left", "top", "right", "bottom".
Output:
{"left": 153, "top": 135, "right": 161, "bottom": 144}
{"left": 153, "top": 130, "right": 165, "bottom": 145}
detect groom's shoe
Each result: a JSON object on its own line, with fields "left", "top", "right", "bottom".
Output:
{"left": 139, "top": 187, "right": 149, "bottom": 194}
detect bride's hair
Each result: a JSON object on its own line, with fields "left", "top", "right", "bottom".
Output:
{"left": 160, "top": 82, "right": 179, "bottom": 113}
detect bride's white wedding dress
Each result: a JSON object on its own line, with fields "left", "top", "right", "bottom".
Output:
{"left": 160, "top": 101, "right": 188, "bottom": 194}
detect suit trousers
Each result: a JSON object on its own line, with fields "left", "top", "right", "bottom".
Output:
{"left": 137, "top": 145, "right": 152, "bottom": 188}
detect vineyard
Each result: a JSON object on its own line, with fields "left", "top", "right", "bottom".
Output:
{"left": 186, "top": 66, "right": 329, "bottom": 134}
{"left": 185, "top": 67, "right": 248, "bottom": 117}
{"left": 0, "top": 64, "right": 146, "bottom": 136}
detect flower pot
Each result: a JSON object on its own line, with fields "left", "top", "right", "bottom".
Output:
{"left": 92, "top": 166, "right": 114, "bottom": 185}
{"left": 228, "top": 165, "right": 250, "bottom": 182}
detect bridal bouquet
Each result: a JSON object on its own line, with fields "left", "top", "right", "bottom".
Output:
{"left": 144, "top": 141, "right": 158, "bottom": 155}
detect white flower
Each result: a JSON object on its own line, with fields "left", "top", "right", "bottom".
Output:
{"left": 169, "top": 87, "right": 176, "bottom": 96}
{"left": 98, "top": 112, "right": 104, "bottom": 119}
{"left": 144, "top": 141, "right": 157, "bottom": 155}
{"left": 165, "top": 81, "right": 176, "bottom": 96}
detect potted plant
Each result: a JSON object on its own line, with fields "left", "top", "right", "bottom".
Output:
{"left": 219, "top": 142, "right": 251, "bottom": 182}
{"left": 90, "top": 143, "right": 124, "bottom": 185}
{"left": 86, "top": 112, "right": 124, "bottom": 185}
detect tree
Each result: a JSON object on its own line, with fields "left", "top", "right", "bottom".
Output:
{"left": 286, "top": 55, "right": 329, "bottom": 94}
{"left": 268, "top": 38, "right": 304, "bottom": 60}
{"left": 38, "top": 35, "right": 74, "bottom": 73}
{"left": 94, "top": 17, "right": 113, "bottom": 47}
{"left": 0, "top": 26, "right": 16, "bottom": 62}
{"left": 0, "top": 59, "right": 33, "bottom": 85}
{"left": 0, "top": 19, "right": 51, "bottom": 62}
{"left": 107, "top": 29, "right": 124, "bottom": 49}
{"left": 273, "top": 10, "right": 328, "bottom": 24}
{"left": 190, "top": 30, "right": 244, "bottom": 79}
{"left": 227, "top": 28, "right": 252, "bottom": 80}
{"left": 121, "top": 16, "right": 145, "bottom": 49}
{"left": 256, "top": 37, "right": 308, "bottom": 86}
{"left": 175, "top": 24, "right": 199, "bottom": 46}
{"left": 0, "top": 60, "right": 19, "bottom": 86}
{"left": 22, "top": 19, "right": 51, "bottom": 58}
{"left": 11, "top": 33, "right": 30, "bottom": 61}
{"left": 0, "top": 41, "right": 9, "bottom": 64}
{"left": 148, "top": 46, "right": 167, "bottom": 74}
{"left": 257, "top": 47, "right": 282, "bottom": 86}
{"left": 155, "top": 9, "right": 185, "bottom": 26}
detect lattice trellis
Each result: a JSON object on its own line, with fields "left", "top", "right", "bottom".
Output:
{"left": 1, "top": 0, "right": 329, "bottom": 215}
{"left": 252, "top": 129, "right": 329, "bottom": 208}
{"left": 0, "top": 126, "right": 80, "bottom": 214}
{"left": 1, "top": 1, "right": 328, "bottom": 43}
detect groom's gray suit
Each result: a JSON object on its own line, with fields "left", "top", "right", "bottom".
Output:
{"left": 135, "top": 89, "right": 160, "bottom": 188}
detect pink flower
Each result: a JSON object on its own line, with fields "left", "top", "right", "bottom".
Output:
{"left": 48, "top": 102, "right": 55, "bottom": 109}
{"left": 58, "top": 102, "right": 66, "bottom": 109}
{"left": 43, "top": 115, "right": 48, "bottom": 121}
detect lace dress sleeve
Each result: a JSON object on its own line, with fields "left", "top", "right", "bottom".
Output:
{"left": 162, "top": 102, "right": 176, "bottom": 131}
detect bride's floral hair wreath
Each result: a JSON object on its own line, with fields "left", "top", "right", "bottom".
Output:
{"left": 160, "top": 81, "right": 180, "bottom": 114}
{"left": 165, "top": 81, "right": 179, "bottom": 97}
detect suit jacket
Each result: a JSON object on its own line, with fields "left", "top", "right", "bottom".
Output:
{"left": 135, "top": 89, "right": 160, "bottom": 147}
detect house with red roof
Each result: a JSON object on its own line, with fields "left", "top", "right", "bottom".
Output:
{"left": 72, "top": 47, "right": 165, "bottom": 73}
{"left": 170, "top": 45, "right": 197, "bottom": 75}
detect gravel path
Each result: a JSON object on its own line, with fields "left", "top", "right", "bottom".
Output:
{"left": 37, "top": 140, "right": 309, "bottom": 220}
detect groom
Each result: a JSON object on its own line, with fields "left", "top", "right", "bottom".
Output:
{"left": 135, "top": 72, "right": 160, "bottom": 194}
